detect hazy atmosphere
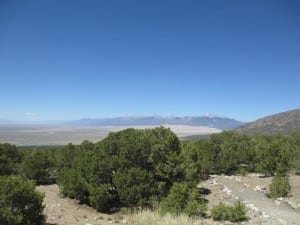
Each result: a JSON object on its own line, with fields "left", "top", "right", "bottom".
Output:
{"left": 1, "top": 0, "right": 299, "bottom": 122}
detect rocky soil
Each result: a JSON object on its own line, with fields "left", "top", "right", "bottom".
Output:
{"left": 37, "top": 174, "right": 300, "bottom": 225}
{"left": 199, "top": 174, "right": 300, "bottom": 225}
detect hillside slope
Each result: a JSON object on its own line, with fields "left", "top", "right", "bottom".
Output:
{"left": 236, "top": 109, "right": 300, "bottom": 135}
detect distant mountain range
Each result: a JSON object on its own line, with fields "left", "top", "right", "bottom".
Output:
{"left": 235, "top": 109, "right": 300, "bottom": 135}
{"left": 2, "top": 108, "right": 300, "bottom": 135}
{"left": 65, "top": 116, "right": 244, "bottom": 130}
{"left": 1, "top": 109, "right": 300, "bottom": 145}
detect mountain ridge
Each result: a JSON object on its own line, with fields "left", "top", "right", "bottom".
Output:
{"left": 64, "top": 116, "right": 244, "bottom": 130}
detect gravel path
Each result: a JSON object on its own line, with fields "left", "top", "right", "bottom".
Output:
{"left": 215, "top": 176, "right": 300, "bottom": 225}
{"left": 37, "top": 179, "right": 300, "bottom": 225}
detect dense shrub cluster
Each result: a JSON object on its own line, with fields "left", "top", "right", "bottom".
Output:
{"left": 181, "top": 132, "right": 299, "bottom": 177}
{"left": 1, "top": 130, "right": 299, "bottom": 220}
{"left": 0, "top": 143, "right": 22, "bottom": 176}
{"left": 0, "top": 176, "right": 45, "bottom": 225}
{"left": 20, "top": 143, "right": 89, "bottom": 184}
{"left": 21, "top": 150, "right": 55, "bottom": 184}
{"left": 210, "top": 200, "right": 248, "bottom": 222}
{"left": 59, "top": 127, "right": 183, "bottom": 212}
{"left": 57, "top": 129, "right": 300, "bottom": 214}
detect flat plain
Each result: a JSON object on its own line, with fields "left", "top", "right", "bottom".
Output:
{"left": 0, "top": 124, "right": 221, "bottom": 146}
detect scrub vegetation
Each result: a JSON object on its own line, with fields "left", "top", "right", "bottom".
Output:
{"left": 1, "top": 128, "right": 300, "bottom": 224}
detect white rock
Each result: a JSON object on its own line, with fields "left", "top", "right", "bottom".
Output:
{"left": 210, "top": 179, "right": 218, "bottom": 185}
{"left": 235, "top": 177, "right": 241, "bottom": 183}
{"left": 243, "top": 183, "right": 249, "bottom": 187}
{"left": 278, "top": 218, "right": 288, "bottom": 225}
{"left": 222, "top": 186, "right": 232, "bottom": 195}
{"left": 261, "top": 211, "right": 270, "bottom": 218}
{"left": 253, "top": 185, "right": 267, "bottom": 192}
{"left": 287, "top": 201, "right": 298, "bottom": 209}
{"left": 246, "top": 203, "right": 259, "bottom": 212}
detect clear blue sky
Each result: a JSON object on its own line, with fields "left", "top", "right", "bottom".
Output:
{"left": 0, "top": 0, "right": 299, "bottom": 122}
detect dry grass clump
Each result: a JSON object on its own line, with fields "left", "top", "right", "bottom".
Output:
{"left": 127, "top": 209, "right": 207, "bottom": 225}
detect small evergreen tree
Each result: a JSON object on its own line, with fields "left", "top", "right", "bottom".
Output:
{"left": 227, "top": 200, "right": 248, "bottom": 222}
{"left": 160, "top": 183, "right": 189, "bottom": 215}
{"left": 21, "top": 150, "right": 54, "bottom": 184}
{"left": 210, "top": 202, "right": 229, "bottom": 221}
{"left": 113, "top": 168, "right": 156, "bottom": 206}
{"left": 88, "top": 184, "right": 116, "bottom": 212}
{"left": 267, "top": 175, "right": 291, "bottom": 198}
{"left": 160, "top": 183, "right": 207, "bottom": 217}
{"left": 0, "top": 143, "right": 22, "bottom": 176}
{"left": 0, "top": 176, "right": 45, "bottom": 225}
{"left": 185, "top": 189, "right": 207, "bottom": 217}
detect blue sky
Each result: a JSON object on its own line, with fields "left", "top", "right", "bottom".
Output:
{"left": 0, "top": 0, "right": 299, "bottom": 122}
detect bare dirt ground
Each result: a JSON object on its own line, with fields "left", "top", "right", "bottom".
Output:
{"left": 37, "top": 185, "right": 127, "bottom": 225}
{"left": 37, "top": 174, "right": 300, "bottom": 225}
{"left": 199, "top": 174, "right": 300, "bottom": 225}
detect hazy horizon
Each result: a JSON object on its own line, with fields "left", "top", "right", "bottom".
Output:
{"left": 1, "top": 109, "right": 300, "bottom": 125}
{"left": 0, "top": 113, "right": 242, "bottom": 124}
